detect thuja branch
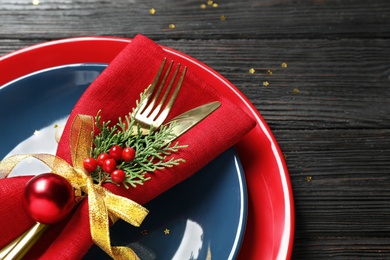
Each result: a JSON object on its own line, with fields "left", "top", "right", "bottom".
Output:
{"left": 88, "top": 94, "right": 187, "bottom": 188}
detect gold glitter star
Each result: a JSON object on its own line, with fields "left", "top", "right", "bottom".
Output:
{"left": 263, "top": 81, "right": 269, "bottom": 87}
{"left": 249, "top": 68, "right": 255, "bottom": 74}
{"left": 169, "top": 24, "right": 175, "bottom": 29}
{"left": 306, "top": 176, "right": 312, "bottom": 182}
{"left": 267, "top": 69, "right": 273, "bottom": 75}
{"left": 164, "top": 228, "right": 170, "bottom": 235}
{"left": 149, "top": 8, "right": 156, "bottom": 15}
{"left": 293, "top": 88, "right": 299, "bottom": 93}
{"left": 220, "top": 15, "right": 226, "bottom": 21}
{"left": 281, "top": 62, "right": 288, "bottom": 68}
{"left": 200, "top": 4, "right": 206, "bottom": 9}
{"left": 32, "top": 0, "right": 40, "bottom": 5}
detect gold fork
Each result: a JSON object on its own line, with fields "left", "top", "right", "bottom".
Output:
{"left": 133, "top": 58, "right": 187, "bottom": 133}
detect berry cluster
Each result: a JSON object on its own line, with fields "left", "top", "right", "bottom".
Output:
{"left": 83, "top": 145, "right": 136, "bottom": 184}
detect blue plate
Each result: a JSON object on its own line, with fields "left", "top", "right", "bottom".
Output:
{"left": 0, "top": 64, "right": 247, "bottom": 259}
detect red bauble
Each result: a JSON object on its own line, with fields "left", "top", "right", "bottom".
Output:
{"left": 23, "top": 173, "right": 75, "bottom": 224}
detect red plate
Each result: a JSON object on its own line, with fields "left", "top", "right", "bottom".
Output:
{"left": 0, "top": 37, "right": 294, "bottom": 259}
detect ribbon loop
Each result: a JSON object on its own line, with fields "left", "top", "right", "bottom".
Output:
{"left": 0, "top": 114, "right": 148, "bottom": 260}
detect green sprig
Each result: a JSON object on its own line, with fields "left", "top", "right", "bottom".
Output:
{"left": 90, "top": 94, "right": 187, "bottom": 189}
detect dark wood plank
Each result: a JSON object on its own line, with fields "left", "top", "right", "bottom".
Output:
{"left": 277, "top": 129, "right": 390, "bottom": 259}
{"left": 0, "top": 0, "right": 389, "bottom": 40}
{"left": 2, "top": 38, "right": 388, "bottom": 130}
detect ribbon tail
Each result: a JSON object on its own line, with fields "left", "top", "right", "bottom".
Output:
{"left": 70, "top": 114, "right": 94, "bottom": 170}
{"left": 98, "top": 186, "right": 148, "bottom": 227}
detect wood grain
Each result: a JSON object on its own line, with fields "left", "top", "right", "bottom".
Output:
{"left": 1, "top": 0, "right": 390, "bottom": 259}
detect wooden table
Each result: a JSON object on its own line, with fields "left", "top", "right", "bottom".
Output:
{"left": 1, "top": 0, "right": 389, "bottom": 259}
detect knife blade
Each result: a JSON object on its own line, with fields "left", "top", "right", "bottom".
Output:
{"left": 164, "top": 101, "right": 221, "bottom": 144}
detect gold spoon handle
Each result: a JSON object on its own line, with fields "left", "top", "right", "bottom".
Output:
{"left": 0, "top": 223, "right": 48, "bottom": 260}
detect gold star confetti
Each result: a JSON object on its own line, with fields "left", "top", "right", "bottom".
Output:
{"left": 293, "top": 88, "right": 299, "bottom": 93}
{"left": 207, "top": 0, "right": 213, "bottom": 5}
{"left": 32, "top": 0, "right": 40, "bottom": 5}
{"left": 212, "top": 3, "right": 218, "bottom": 7}
{"left": 169, "top": 23, "right": 175, "bottom": 29}
{"left": 200, "top": 4, "right": 206, "bottom": 9}
{"left": 267, "top": 69, "right": 273, "bottom": 75}
{"left": 306, "top": 176, "right": 312, "bottom": 182}
{"left": 281, "top": 62, "right": 288, "bottom": 68}
{"left": 220, "top": 15, "right": 226, "bottom": 21}
{"left": 149, "top": 8, "right": 156, "bottom": 15}
{"left": 249, "top": 68, "right": 255, "bottom": 74}
{"left": 263, "top": 81, "right": 269, "bottom": 87}
{"left": 34, "top": 130, "right": 40, "bottom": 135}
{"left": 164, "top": 228, "right": 170, "bottom": 235}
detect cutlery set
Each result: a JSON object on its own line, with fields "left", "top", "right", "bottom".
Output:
{"left": 0, "top": 58, "right": 220, "bottom": 259}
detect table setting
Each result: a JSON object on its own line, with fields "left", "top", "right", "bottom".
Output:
{"left": 0, "top": 1, "right": 389, "bottom": 259}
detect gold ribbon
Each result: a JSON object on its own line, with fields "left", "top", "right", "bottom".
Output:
{"left": 0, "top": 114, "right": 149, "bottom": 260}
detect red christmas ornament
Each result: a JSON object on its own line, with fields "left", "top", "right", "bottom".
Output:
{"left": 23, "top": 173, "right": 75, "bottom": 224}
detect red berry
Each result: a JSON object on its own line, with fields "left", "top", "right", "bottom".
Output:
{"left": 102, "top": 158, "right": 117, "bottom": 173}
{"left": 97, "top": 153, "right": 110, "bottom": 166}
{"left": 111, "top": 169, "right": 126, "bottom": 184}
{"left": 109, "top": 145, "right": 123, "bottom": 161}
{"left": 122, "top": 147, "right": 136, "bottom": 162}
{"left": 83, "top": 157, "right": 97, "bottom": 172}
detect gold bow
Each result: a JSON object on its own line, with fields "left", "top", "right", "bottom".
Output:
{"left": 0, "top": 114, "right": 149, "bottom": 260}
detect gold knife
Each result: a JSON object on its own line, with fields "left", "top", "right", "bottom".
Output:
{"left": 165, "top": 101, "right": 221, "bottom": 144}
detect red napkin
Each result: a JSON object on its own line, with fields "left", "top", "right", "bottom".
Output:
{"left": 0, "top": 34, "right": 255, "bottom": 259}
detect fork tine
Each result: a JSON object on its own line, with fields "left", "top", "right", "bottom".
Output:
{"left": 142, "top": 60, "right": 173, "bottom": 116}
{"left": 153, "top": 66, "right": 187, "bottom": 127}
{"left": 138, "top": 58, "right": 167, "bottom": 113}
{"left": 148, "top": 63, "right": 180, "bottom": 120}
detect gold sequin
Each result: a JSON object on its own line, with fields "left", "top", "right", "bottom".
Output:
{"left": 212, "top": 3, "right": 218, "bottom": 7}
{"left": 220, "top": 15, "right": 226, "bottom": 21}
{"left": 200, "top": 4, "right": 206, "bottom": 9}
{"left": 293, "top": 88, "right": 299, "bottom": 93}
{"left": 169, "top": 24, "right": 175, "bottom": 29}
{"left": 249, "top": 68, "right": 255, "bottom": 74}
{"left": 267, "top": 69, "right": 273, "bottom": 75}
{"left": 164, "top": 228, "right": 170, "bottom": 234}
{"left": 281, "top": 62, "right": 288, "bottom": 68}
{"left": 263, "top": 81, "right": 269, "bottom": 87}
{"left": 149, "top": 8, "right": 156, "bottom": 15}
{"left": 306, "top": 176, "right": 312, "bottom": 182}
{"left": 207, "top": 0, "right": 214, "bottom": 5}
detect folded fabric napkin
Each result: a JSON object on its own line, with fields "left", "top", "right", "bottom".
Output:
{"left": 0, "top": 34, "right": 255, "bottom": 259}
